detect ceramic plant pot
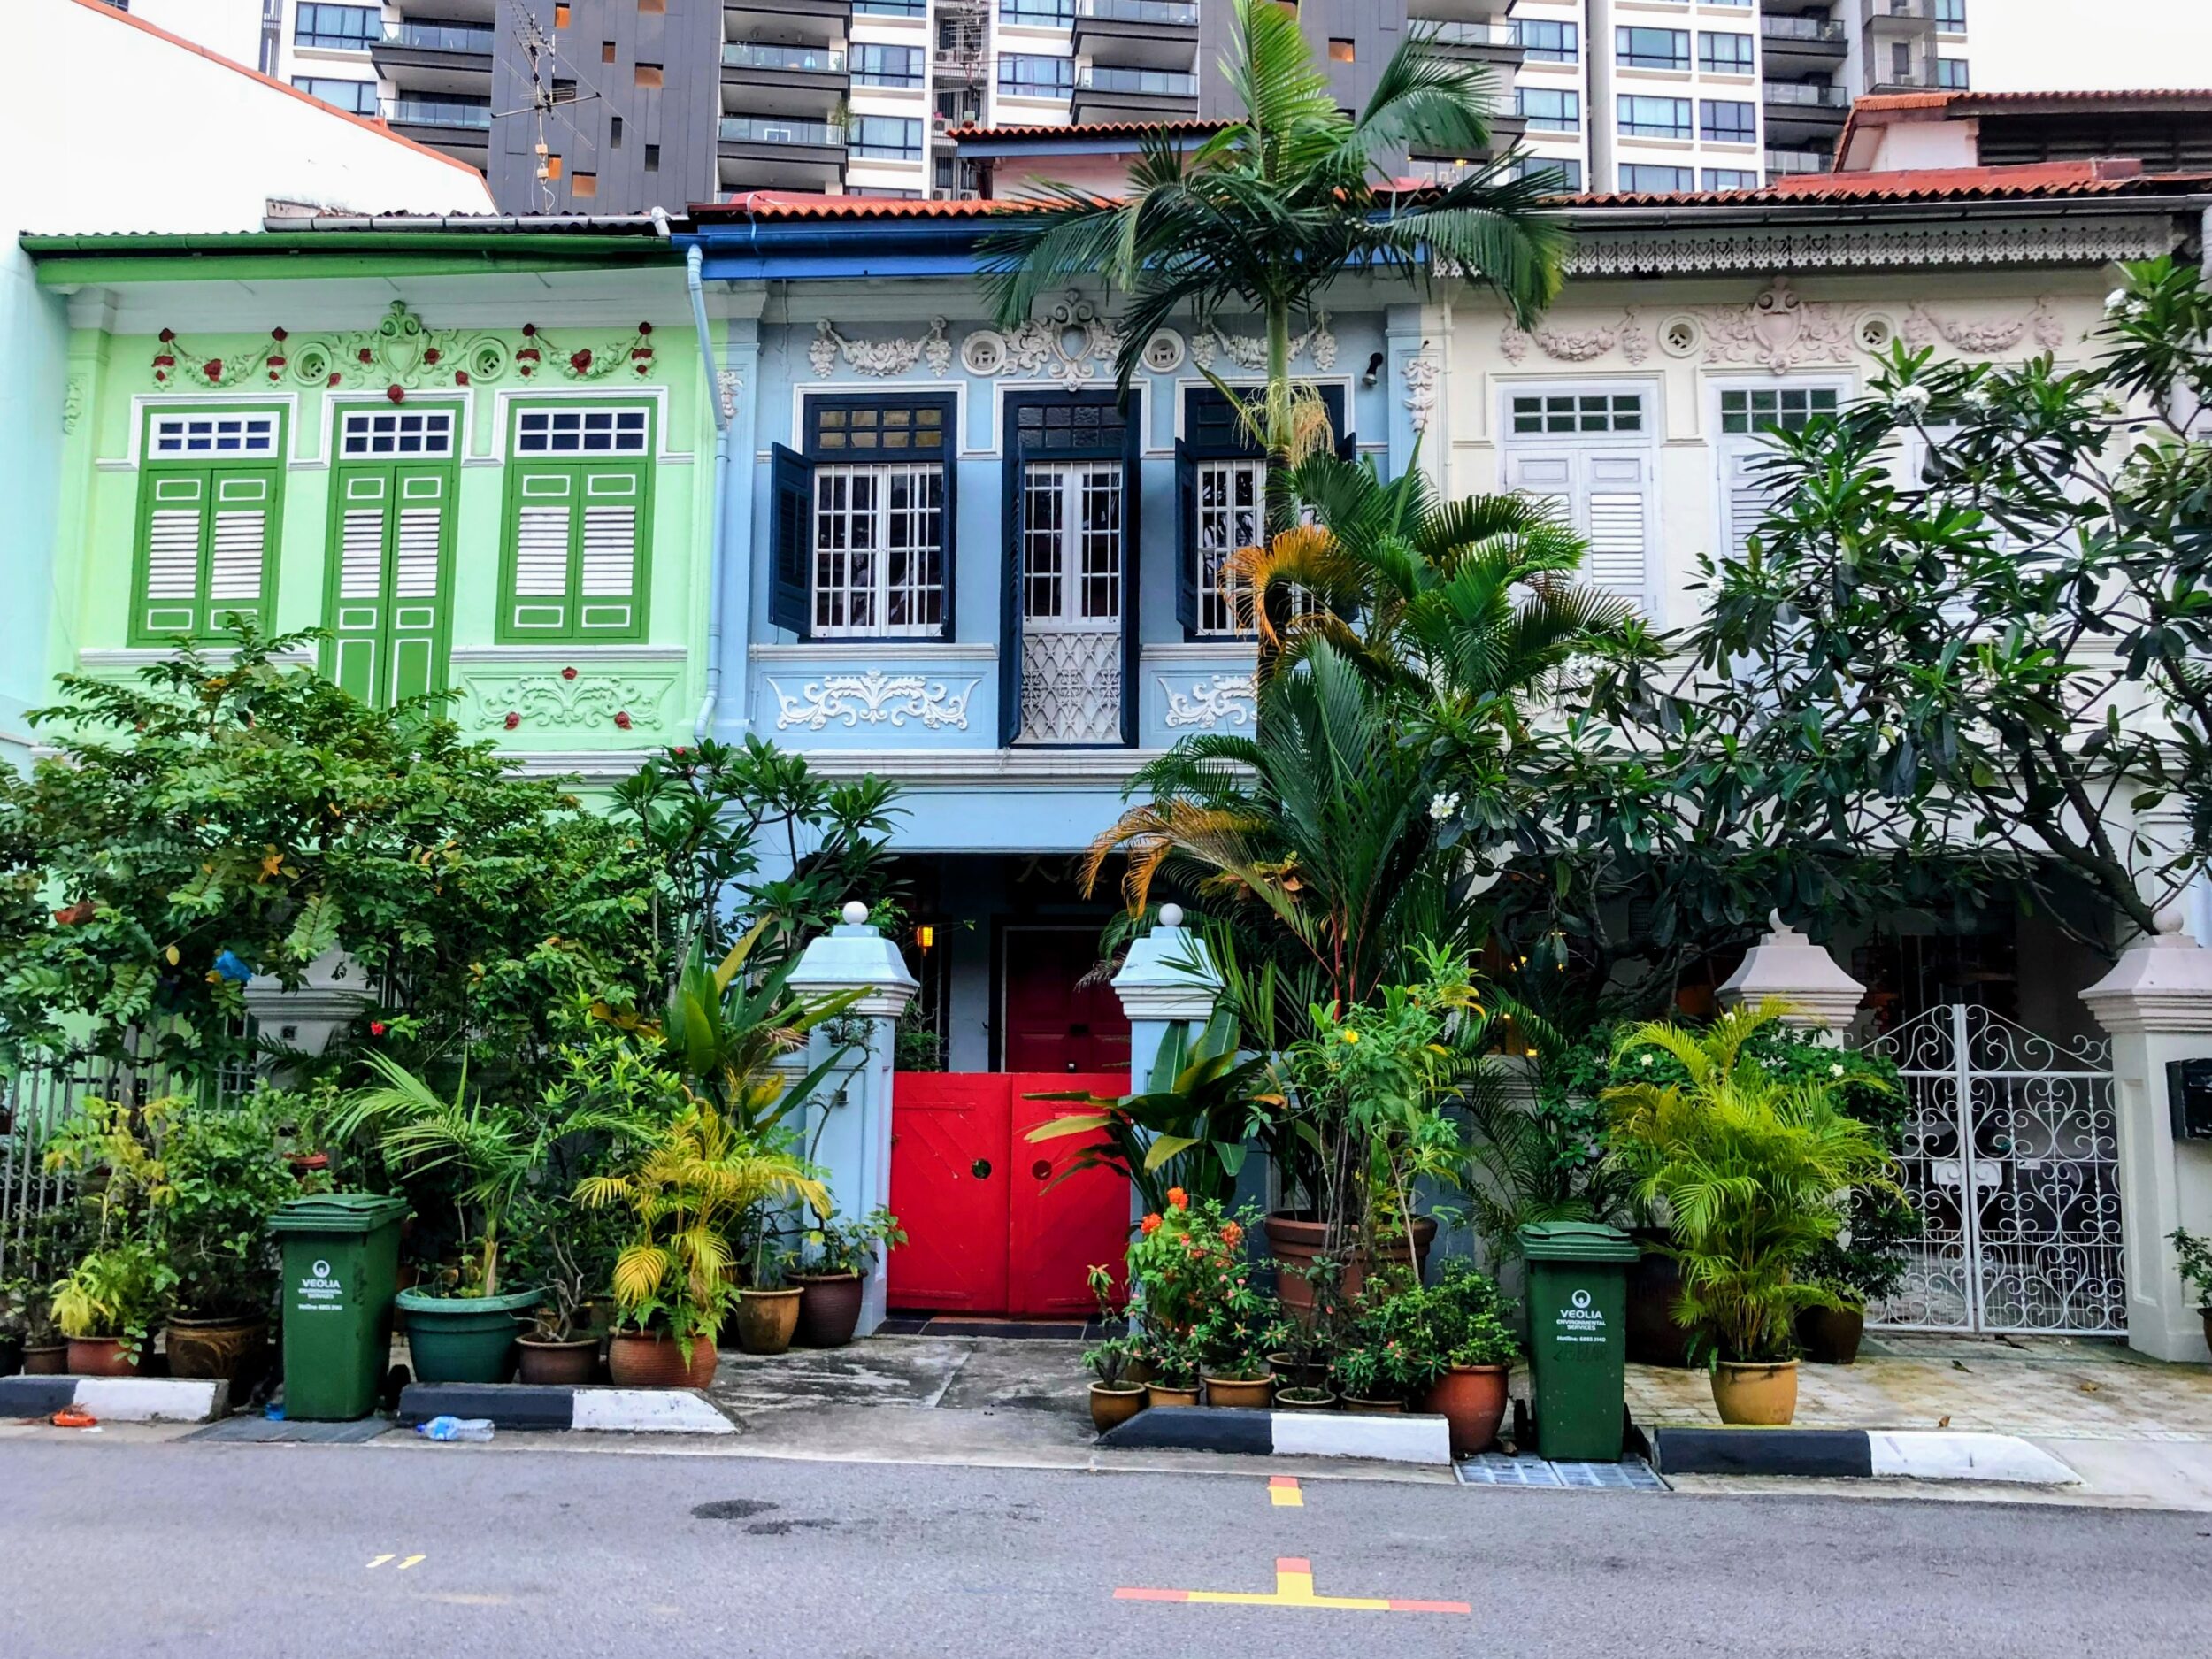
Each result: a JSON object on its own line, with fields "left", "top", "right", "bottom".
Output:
{"left": 1088, "top": 1383, "right": 1148, "bottom": 1432}
{"left": 734, "top": 1287, "right": 803, "bottom": 1356}
{"left": 1711, "top": 1359, "right": 1800, "bottom": 1425}
{"left": 1146, "top": 1383, "right": 1200, "bottom": 1409}
{"left": 1420, "top": 1363, "right": 1510, "bottom": 1458}
{"left": 1342, "top": 1394, "right": 1407, "bottom": 1416}
{"left": 517, "top": 1335, "right": 600, "bottom": 1386}
{"left": 396, "top": 1287, "right": 541, "bottom": 1385}
{"left": 65, "top": 1336, "right": 140, "bottom": 1378}
{"left": 1202, "top": 1372, "right": 1275, "bottom": 1409}
{"left": 1797, "top": 1304, "right": 1866, "bottom": 1366}
{"left": 792, "top": 1272, "right": 865, "bottom": 1348}
{"left": 1272, "top": 1389, "right": 1339, "bottom": 1412}
{"left": 1266, "top": 1351, "right": 1326, "bottom": 1391}
{"left": 607, "top": 1330, "right": 718, "bottom": 1389}
{"left": 22, "top": 1342, "right": 68, "bottom": 1376}
{"left": 164, "top": 1317, "right": 268, "bottom": 1389}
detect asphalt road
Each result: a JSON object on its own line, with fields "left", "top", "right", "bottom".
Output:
{"left": 0, "top": 1440, "right": 2206, "bottom": 1658}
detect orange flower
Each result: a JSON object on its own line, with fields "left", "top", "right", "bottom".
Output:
{"left": 1167, "top": 1187, "right": 1188, "bottom": 1210}
{"left": 1140, "top": 1213, "right": 1163, "bottom": 1235}
{"left": 1222, "top": 1221, "right": 1243, "bottom": 1248}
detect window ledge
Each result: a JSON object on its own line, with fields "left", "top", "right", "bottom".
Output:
{"left": 452, "top": 644, "right": 687, "bottom": 664}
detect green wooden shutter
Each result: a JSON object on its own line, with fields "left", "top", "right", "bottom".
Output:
{"left": 506, "top": 462, "right": 575, "bottom": 636}
{"left": 134, "top": 465, "right": 276, "bottom": 642}
{"left": 327, "top": 468, "right": 389, "bottom": 701}
{"left": 575, "top": 459, "right": 647, "bottom": 641}
{"left": 388, "top": 465, "right": 452, "bottom": 698}
{"left": 202, "top": 470, "right": 274, "bottom": 635}
{"left": 137, "top": 472, "right": 206, "bottom": 639}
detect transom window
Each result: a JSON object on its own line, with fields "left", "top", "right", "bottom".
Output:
{"left": 339, "top": 409, "right": 456, "bottom": 457}
{"left": 515, "top": 405, "right": 650, "bottom": 454}
{"left": 1512, "top": 393, "right": 1643, "bottom": 435}
{"left": 1722, "top": 387, "right": 1839, "bottom": 434}
{"left": 812, "top": 402, "right": 945, "bottom": 454}
{"left": 149, "top": 411, "right": 280, "bottom": 458}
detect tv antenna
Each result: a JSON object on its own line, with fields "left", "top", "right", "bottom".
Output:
{"left": 495, "top": 1, "right": 606, "bottom": 211}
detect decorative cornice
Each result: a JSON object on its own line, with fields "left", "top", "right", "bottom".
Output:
{"left": 787, "top": 749, "right": 1165, "bottom": 786}
{"left": 767, "top": 671, "right": 981, "bottom": 733}
{"left": 1501, "top": 309, "right": 1650, "bottom": 366}
{"left": 810, "top": 316, "right": 953, "bottom": 379}
{"left": 1192, "top": 312, "right": 1337, "bottom": 374}
{"left": 1562, "top": 216, "right": 2176, "bottom": 279}
{"left": 749, "top": 643, "right": 995, "bottom": 662}
{"left": 78, "top": 647, "right": 316, "bottom": 668}
{"left": 450, "top": 644, "right": 689, "bottom": 664}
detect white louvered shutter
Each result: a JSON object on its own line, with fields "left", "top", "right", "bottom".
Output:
{"left": 1582, "top": 449, "right": 1653, "bottom": 610}
{"left": 1721, "top": 443, "right": 1783, "bottom": 558}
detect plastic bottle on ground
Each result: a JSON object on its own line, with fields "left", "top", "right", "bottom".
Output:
{"left": 414, "top": 1415, "right": 495, "bottom": 1441}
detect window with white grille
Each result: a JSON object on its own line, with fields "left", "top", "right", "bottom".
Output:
{"left": 1511, "top": 392, "right": 1643, "bottom": 435}
{"left": 1023, "top": 463, "right": 1123, "bottom": 628}
{"left": 812, "top": 465, "right": 945, "bottom": 636}
{"left": 148, "top": 411, "right": 280, "bottom": 458}
{"left": 339, "top": 408, "right": 456, "bottom": 457}
{"left": 514, "top": 404, "right": 650, "bottom": 455}
{"left": 1194, "top": 458, "right": 1264, "bottom": 637}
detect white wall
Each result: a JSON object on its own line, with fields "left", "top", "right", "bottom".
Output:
{"left": 0, "top": 0, "right": 491, "bottom": 767}
{"left": 1976, "top": 0, "right": 2212, "bottom": 92}
{"left": 125, "top": 0, "right": 265, "bottom": 70}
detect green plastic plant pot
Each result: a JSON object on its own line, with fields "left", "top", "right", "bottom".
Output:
{"left": 396, "top": 1287, "right": 541, "bottom": 1385}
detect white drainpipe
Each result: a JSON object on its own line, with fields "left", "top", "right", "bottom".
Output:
{"left": 685, "top": 239, "right": 731, "bottom": 744}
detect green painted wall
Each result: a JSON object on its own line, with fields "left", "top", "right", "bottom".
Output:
{"left": 51, "top": 294, "right": 710, "bottom": 761}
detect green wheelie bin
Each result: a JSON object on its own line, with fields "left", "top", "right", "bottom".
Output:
{"left": 268, "top": 1194, "right": 409, "bottom": 1420}
{"left": 1519, "top": 1220, "right": 1640, "bottom": 1463}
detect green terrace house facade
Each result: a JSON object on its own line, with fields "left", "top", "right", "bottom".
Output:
{"left": 21, "top": 220, "right": 707, "bottom": 771}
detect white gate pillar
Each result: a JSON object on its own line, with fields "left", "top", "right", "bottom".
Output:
{"left": 1717, "top": 913, "right": 1868, "bottom": 1046}
{"left": 1110, "top": 904, "right": 1221, "bottom": 1094}
{"left": 2081, "top": 909, "right": 2212, "bottom": 1363}
{"left": 243, "top": 949, "right": 370, "bottom": 1069}
{"left": 786, "top": 902, "right": 918, "bottom": 1338}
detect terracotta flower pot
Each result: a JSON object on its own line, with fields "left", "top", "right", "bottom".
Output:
{"left": 1203, "top": 1371, "right": 1275, "bottom": 1409}
{"left": 1798, "top": 1304, "right": 1866, "bottom": 1366}
{"left": 734, "top": 1287, "right": 802, "bottom": 1355}
{"left": 66, "top": 1337, "right": 140, "bottom": 1378}
{"left": 1342, "top": 1394, "right": 1406, "bottom": 1416}
{"left": 1273, "top": 1388, "right": 1339, "bottom": 1412}
{"left": 1420, "top": 1363, "right": 1510, "bottom": 1458}
{"left": 1088, "top": 1383, "right": 1148, "bottom": 1432}
{"left": 517, "top": 1335, "right": 600, "bottom": 1386}
{"left": 792, "top": 1272, "right": 864, "bottom": 1348}
{"left": 164, "top": 1317, "right": 268, "bottom": 1389}
{"left": 1711, "top": 1358, "right": 1800, "bottom": 1425}
{"left": 22, "top": 1342, "right": 68, "bottom": 1376}
{"left": 607, "top": 1329, "right": 718, "bottom": 1389}
{"left": 1146, "top": 1382, "right": 1201, "bottom": 1409}
{"left": 1264, "top": 1213, "right": 1438, "bottom": 1317}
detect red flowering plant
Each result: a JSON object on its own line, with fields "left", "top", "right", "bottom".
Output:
{"left": 1125, "top": 1192, "right": 1263, "bottom": 1348}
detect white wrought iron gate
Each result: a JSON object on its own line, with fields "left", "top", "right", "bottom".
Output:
{"left": 1863, "top": 1004, "right": 2125, "bottom": 1334}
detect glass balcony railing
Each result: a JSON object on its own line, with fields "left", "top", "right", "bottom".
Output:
{"left": 718, "top": 116, "right": 847, "bottom": 147}
{"left": 1763, "top": 81, "right": 1850, "bottom": 108}
{"left": 1762, "top": 15, "right": 1847, "bottom": 44}
{"left": 380, "top": 21, "right": 495, "bottom": 54}
{"left": 1765, "top": 147, "right": 1832, "bottom": 175}
{"left": 722, "top": 42, "right": 846, "bottom": 73}
{"left": 1075, "top": 0, "right": 1200, "bottom": 24}
{"left": 1419, "top": 20, "right": 1518, "bottom": 48}
{"left": 383, "top": 96, "right": 493, "bottom": 129}
{"left": 1077, "top": 66, "right": 1197, "bottom": 96}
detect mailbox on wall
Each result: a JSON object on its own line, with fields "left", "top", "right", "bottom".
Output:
{"left": 2165, "top": 1059, "right": 2212, "bottom": 1141}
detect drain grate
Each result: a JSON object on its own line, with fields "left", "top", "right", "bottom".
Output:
{"left": 186, "top": 1416, "right": 394, "bottom": 1445}
{"left": 1458, "top": 1452, "right": 1667, "bottom": 1491}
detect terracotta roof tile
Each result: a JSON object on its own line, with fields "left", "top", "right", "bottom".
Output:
{"left": 947, "top": 118, "right": 1231, "bottom": 143}
{"left": 1563, "top": 160, "right": 2210, "bottom": 210}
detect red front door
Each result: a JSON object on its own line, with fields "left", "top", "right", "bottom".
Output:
{"left": 889, "top": 1071, "right": 1132, "bottom": 1317}
{"left": 1002, "top": 927, "right": 1132, "bottom": 1073}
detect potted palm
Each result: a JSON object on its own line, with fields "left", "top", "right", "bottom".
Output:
{"left": 792, "top": 1208, "right": 905, "bottom": 1348}
{"left": 332, "top": 1055, "right": 643, "bottom": 1385}
{"left": 1403, "top": 1262, "right": 1520, "bottom": 1457}
{"left": 1603, "top": 1004, "right": 1900, "bottom": 1425}
{"left": 576, "top": 1094, "right": 825, "bottom": 1386}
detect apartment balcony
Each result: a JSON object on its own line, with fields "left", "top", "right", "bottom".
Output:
{"left": 1766, "top": 145, "right": 1834, "bottom": 179}
{"left": 1406, "top": 0, "right": 1513, "bottom": 25}
{"left": 1761, "top": 12, "right": 1847, "bottom": 75}
{"left": 718, "top": 116, "right": 847, "bottom": 192}
{"left": 380, "top": 94, "right": 492, "bottom": 167}
{"left": 370, "top": 19, "right": 495, "bottom": 96}
{"left": 721, "top": 41, "right": 849, "bottom": 120}
{"left": 1070, "top": 65, "right": 1198, "bottom": 125}
{"left": 1864, "top": 1, "right": 1942, "bottom": 89}
{"left": 1418, "top": 20, "right": 1525, "bottom": 79}
{"left": 1071, "top": 0, "right": 1199, "bottom": 73}
{"left": 1762, "top": 79, "right": 1850, "bottom": 142}
{"left": 724, "top": 0, "right": 852, "bottom": 49}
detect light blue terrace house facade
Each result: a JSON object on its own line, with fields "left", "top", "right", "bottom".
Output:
{"left": 677, "top": 135, "right": 1444, "bottom": 1082}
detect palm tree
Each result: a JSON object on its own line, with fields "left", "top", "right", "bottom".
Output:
{"left": 983, "top": 0, "right": 1567, "bottom": 527}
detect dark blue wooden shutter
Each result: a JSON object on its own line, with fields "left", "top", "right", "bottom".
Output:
{"left": 999, "top": 442, "right": 1023, "bottom": 748}
{"left": 937, "top": 442, "right": 958, "bottom": 639}
{"left": 1120, "top": 389, "right": 1142, "bottom": 748}
{"left": 770, "top": 443, "right": 811, "bottom": 639}
{"left": 1174, "top": 437, "right": 1199, "bottom": 640}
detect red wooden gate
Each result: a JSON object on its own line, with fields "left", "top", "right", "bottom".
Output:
{"left": 888, "top": 1071, "right": 1131, "bottom": 1317}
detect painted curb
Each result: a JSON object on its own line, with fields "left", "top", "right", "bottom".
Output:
{"left": 397, "top": 1382, "right": 735, "bottom": 1435}
{"left": 0, "top": 1375, "right": 229, "bottom": 1424}
{"left": 1652, "top": 1426, "right": 2078, "bottom": 1485}
{"left": 1095, "top": 1405, "right": 1453, "bottom": 1465}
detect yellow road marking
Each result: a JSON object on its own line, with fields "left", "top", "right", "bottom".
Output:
{"left": 1117, "top": 1557, "right": 1468, "bottom": 1615}
{"left": 396, "top": 1555, "right": 426, "bottom": 1571}
{"left": 365, "top": 1555, "right": 395, "bottom": 1571}
{"left": 1269, "top": 1477, "right": 1303, "bottom": 1508}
